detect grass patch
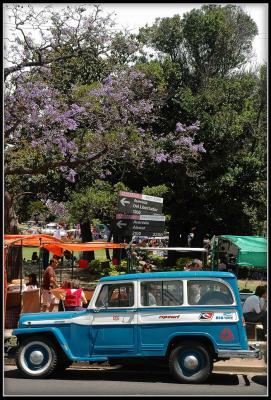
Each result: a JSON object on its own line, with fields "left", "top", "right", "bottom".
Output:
{"left": 237, "top": 279, "right": 264, "bottom": 293}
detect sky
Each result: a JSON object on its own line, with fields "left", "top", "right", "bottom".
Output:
{"left": 97, "top": 3, "right": 268, "bottom": 66}
{"left": 3, "top": 3, "right": 268, "bottom": 66}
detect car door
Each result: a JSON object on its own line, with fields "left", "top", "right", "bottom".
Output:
{"left": 90, "top": 281, "right": 138, "bottom": 356}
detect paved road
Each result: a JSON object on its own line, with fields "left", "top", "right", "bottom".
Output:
{"left": 4, "top": 365, "right": 267, "bottom": 396}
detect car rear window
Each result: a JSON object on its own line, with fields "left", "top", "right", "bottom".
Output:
{"left": 187, "top": 280, "right": 234, "bottom": 305}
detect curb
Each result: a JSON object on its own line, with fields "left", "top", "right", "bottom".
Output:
{"left": 213, "top": 365, "right": 267, "bottom": 373}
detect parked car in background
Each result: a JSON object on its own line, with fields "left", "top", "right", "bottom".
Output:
{"left": 41, "top": 223, "right": 68, "bottom": 238}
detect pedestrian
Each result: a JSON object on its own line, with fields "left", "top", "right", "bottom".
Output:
{"left": 243, "top": 285, "right": 267, "bottom": 340}
{"left": 53, "top": 226, "right": 61, "bottom": 240}
{"left": 186, "top": 259, "right": 203, "bottom": 271}
{"left": 41, "top": 257, "right": 59, "bottom": 312}
{"left": 25, "top": 273, "right": 38, "bottom": 290}
{"left": 142, "top": 260, "right": 153, "bottom": 273}
{"left": 31, "top": 251, "right": 39, "bottom": 264}
{"left": 63, "top": 280, "right": 87, "bottom": 311}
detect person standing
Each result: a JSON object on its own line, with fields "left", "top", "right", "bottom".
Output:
{"left": 53, "top": 226, "right": 61, "bottom": 240}
{"left": 25, "top": 273, "right": 38, "bottom": 290}
{"left": 243, "top": 285, "right": 267, "bottom": 340}
{"left": 186, "top": 259, "right": 203, "bottom": 271}
{"left": 142, "top": 260, "right": 153, "bottom": 273}
{"left": 63, "top": 281, "right": 87, "bottom": 311}
{"left": 41, "top": 257, "right": 59, "bottom": 312}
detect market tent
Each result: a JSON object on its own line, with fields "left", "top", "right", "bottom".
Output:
{"left": 4, "top": 234, "right": 64, "bottom": 247}
{"left": 42, "top": 241, "right": 128, "bottom": 256}
{"left": 218, "top": 235, "right": 267, "bottom": 269}
{"left": 4, "top": 234, "right": 128, "bottom": 256}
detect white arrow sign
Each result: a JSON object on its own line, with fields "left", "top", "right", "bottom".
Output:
{"left": 116, "top": 220, "right": 127, "bottom": 229}
{"left": 120, "top": 198, "right": 130, "bottom": 206}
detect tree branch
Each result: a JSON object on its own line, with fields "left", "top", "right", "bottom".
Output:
{"left": 5, "top": 147, "right": 108, "bottom": 176}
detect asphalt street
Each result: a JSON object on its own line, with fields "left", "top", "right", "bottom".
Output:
{"left": 4, "top": 365, "right": 267, "bottom": 396}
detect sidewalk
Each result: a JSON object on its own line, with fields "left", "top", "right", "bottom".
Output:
{"left": 213, "top": 357, "right": 267, "bottom": 373}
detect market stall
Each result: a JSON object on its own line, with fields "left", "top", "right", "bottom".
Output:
{"left": 4, "top": 234, "right": 128, "bottom": 328}
{"left": 210, "top": 235, "right": 267, "bottom": 276}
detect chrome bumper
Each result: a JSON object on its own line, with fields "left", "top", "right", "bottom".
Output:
{"left": 217, "top": 345, "right": 260, "bottom": 359}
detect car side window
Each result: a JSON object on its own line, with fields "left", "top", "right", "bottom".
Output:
{"left": 141, "top": 280, "right": 183, "bottom": 306}
{"left": 187, "top": 280, "right": 233, "bottom": 305}
{"left": 95, "top": 283, "right": 134, "bottom": 308}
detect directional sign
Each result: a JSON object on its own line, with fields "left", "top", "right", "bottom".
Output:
{"left": 118, "top": 191, "right": 163, "bottom": 215}
{"left": 115, "top": 214, "right": 165, "bottom": 236}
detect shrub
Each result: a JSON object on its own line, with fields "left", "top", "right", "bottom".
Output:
{"left": 147, "top": 254, "right": 167, "bottom": 269}
{"left": 89, "top": 259, "right": 101, "bottom": 275}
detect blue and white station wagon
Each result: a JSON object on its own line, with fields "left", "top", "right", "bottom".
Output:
{"left": 13, "top": 271, "right": 259, "bottom": 383}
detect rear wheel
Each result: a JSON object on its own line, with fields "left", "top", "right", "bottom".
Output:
{"left": 16, "top": 336, "right": 58, "bottom": 379}
{"left": 169, "top": 341, "right": 212, "bottom": 384}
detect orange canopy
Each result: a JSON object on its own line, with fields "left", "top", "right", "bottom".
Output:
{"left": 4, "top": 234, "right": 128, "bottom": 257}
{"left": 43, "top": 242, "right": 127, "bottom": 256}
{"left": 4, "top": 234, "right": 64, "bottom": 247}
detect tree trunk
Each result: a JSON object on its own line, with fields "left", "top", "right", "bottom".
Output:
{"left": 4, "top": 191, "right": 19, "bottom": 234}
{"left": 167, "top": 218, "right": 190, "bottom": 267}
{"left": 4, "top": 191, "right": 22, "bottom": 280}
{"left": 80, "top": 220, "right": 95, "bottom": 261}
{"left": 105, "top": 228, "right": 113, "bottom": 260}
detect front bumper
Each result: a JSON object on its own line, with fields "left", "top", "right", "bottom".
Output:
{"left": 217, "top": 345, "right": 260, "bottom": 359}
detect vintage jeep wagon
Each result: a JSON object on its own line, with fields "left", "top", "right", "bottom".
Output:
{"left": 13, "top": 271, "right": 259, "bottom": 383}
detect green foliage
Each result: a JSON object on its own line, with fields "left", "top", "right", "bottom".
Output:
{"left": 67, "top": 180, "right": 129, "bottom": 225}
{"left": 89, "top": 259, "right": 100, "bottom": 275}
{"left": 175, "top": 258, "right": 193, "bottom": 270}
{"left": 4, "top": 3, "right": 266, "bottom": 243}
{"left": 142, "top": 184, "right": 169, "bottom": 198}
{"left": 147, "top": 254, "right": 167, "bottom": 269}
{"left": 27, "top": 200, "right": 49, "bottom": 220}
{"left": 182, "top": 4, "right": 258, "bottom": 78}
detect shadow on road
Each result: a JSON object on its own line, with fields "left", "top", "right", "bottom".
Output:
{"left": 251, "top": 375, "right": 267, "bottom": 387}
{"left": 5, "top": 367, "right": 241, "bottom": 386}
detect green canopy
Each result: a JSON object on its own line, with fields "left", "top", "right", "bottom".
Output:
{"left": 219, "top": 235, "right": 267, "bottom": 269}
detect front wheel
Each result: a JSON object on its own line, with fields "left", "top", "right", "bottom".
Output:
{"left": 169, "top": 341, "right": 212, "bottom": 384}
{"left": 16, "top": 336, "right": 58, "bottom": 378}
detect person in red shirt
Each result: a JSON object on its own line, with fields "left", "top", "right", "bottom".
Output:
{"left": 63, "top": 280, "right": 87, "bottom": 311}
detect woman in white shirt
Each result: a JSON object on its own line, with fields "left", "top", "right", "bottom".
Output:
{"left": 25, "top": 273, "right": 38, "bottom": 290}
{"left": 243, "top": 285, "right": 267, "bottom": 339}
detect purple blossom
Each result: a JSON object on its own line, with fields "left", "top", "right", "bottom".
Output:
{"left": 176, "top": 122, "right": 187, "bottom": 133}
{"left": 66, "top": 169, "right": 77, "bottom": 183}
{"left": 175, "top": 136, "right": 193, "bottom": 146}
{"left": 192, "top": 143, "right": 206, "bottom": 153}
{"left": 187, "top": 121, "right": 200, "bottom": 131}
{"left": 168, "top": 154, "right": 183, "bottom": 163}
{"left": 155, "top": 152, "right": 168, "bottom": 163}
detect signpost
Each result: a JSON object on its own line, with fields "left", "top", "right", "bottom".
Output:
{"left": 118, "top": 191, "right": 163, "bottom": 215}
{"left": 116, "top": 191, "right": 166, "bottom": 271}
{"left": 115, "top": 213, "right": 165, "bottom": 237}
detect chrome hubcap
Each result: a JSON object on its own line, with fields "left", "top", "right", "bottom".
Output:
{"left": 183, "top": 355, "right": 199, "bottom": 370}
{"left": 29, "top": 350, "right": 44, "bottom": 365}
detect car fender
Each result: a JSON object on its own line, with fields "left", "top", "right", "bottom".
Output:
{"left": 13, "top": 327, "right": 74, "bottom": 360}
{"left": 166, "top": 331, "right": 218, "bottom": 354}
